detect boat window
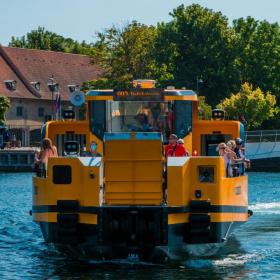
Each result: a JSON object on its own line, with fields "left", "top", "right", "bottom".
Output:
{"left": 174, "top": 101, "right": 192, "bottom": 138}
{"left": 89, "top": 101, "right": 106, "bottom": 139}
{"left": 106, "top": 101, "right": 174, "bottom": 139}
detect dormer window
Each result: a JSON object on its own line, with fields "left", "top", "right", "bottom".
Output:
{"left": 47, "top": 83, "right": 59, "bottom": 92}
{"left": 31, "top": 81, "right": 40, "bottom": 91}
{"left": 4, "top": 80, "right": 17, "bottom": 91}
{"left": 68, "top": 84, "right": 79, "bottom": 93}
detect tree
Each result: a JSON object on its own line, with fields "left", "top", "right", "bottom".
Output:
{"left": 9, "top": 27, "right": 93, "bottom": 55}
{"left": 233, "top": 17, "right": 280, "bottom": 99}
{"left": 217, "top": 83, "right": 278, "bottom": 129}
{"left": 198, "top": 96, "right": 212, "bottom": 119}
{"left": 0, "top": 96, "right": 10, "bottom": 125}
{"left": 90, "top": 21, "right": 172, "bottom": 88}
{"left": 155, "top": 4, "right": 240, "bottom": 105}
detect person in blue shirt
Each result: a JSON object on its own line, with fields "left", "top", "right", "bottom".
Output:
{"left": 83, "top": 141, "right": 102, "bottom": 157}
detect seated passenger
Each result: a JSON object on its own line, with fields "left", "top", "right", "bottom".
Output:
{"left": 83, "top": 141, "right": 102, "bottom": 157}
{"left": 165, "top": 134, "right": 188, "bottom": 157}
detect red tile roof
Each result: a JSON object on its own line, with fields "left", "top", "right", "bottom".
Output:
{"left": 0, "top": 46, "right": 101, "bottom": 101}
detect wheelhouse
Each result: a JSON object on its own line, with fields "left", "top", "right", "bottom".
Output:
{"left": 87, "top": 88, "right": 197, "bottom": 142}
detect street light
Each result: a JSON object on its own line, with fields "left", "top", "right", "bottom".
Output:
{"left": 47, "top": 75, "right": 59, "bottom": 119}
{"left": 196, "top": 76, "right": 203, "bottom": 94}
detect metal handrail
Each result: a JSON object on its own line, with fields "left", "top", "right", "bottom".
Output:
{"left": 245, "top": 130, "right": 280, "bottom": 143}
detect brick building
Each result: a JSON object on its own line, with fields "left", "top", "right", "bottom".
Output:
{"left": 0, "top": 45, "right": 100, "bottom": 145}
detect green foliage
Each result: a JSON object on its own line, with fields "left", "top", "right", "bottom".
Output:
{"left": 0, "top": 96, "right": 10, "bottom": 125}
{"left": 217, "top": 83, "right": 279, "bottom": 129}
{"left": 90, "top": 21, "right": 172, "bottom": 88}
{"left": 155, "top": 4, "right": 239, "bottom": 104}
{"left": 198, "top": 96, "right": 212, "bottom": 120}
{"left": 9, "top": 26, "right": 93, "bottom": 55}
{"left": 233, "top": 17, "right": 280, "bottom": 97}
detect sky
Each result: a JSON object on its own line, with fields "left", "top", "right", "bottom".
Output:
{"left": 1, "top": 0, "right": 280, "bottom": 45}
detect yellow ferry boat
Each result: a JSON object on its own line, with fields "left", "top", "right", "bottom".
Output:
{"left": 32, "top": 80, "right": 251, "bottom": 261}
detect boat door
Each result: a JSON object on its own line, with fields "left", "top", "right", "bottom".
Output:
{"left": 201, "top": 134, "right": 231, "bottom": 156}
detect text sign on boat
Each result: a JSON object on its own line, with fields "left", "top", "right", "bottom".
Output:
{"left": 113, "top": 89, "right": 164, "bottom": 101}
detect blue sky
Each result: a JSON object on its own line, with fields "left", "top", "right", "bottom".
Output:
{"left": 1, "top": 0, "right": 280, "bottom": 45}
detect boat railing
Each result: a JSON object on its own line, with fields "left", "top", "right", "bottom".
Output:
{"left": 245, "top": 130, "right": 280, "bottom": 143}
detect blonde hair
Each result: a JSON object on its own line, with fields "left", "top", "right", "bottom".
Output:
{"left": 216, "top": 142, "right": 226, "bottom": 152}
{"left": 227, "top": 140, "right": 236, "bottom": 150}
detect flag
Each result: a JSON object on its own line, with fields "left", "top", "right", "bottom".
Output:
{"left": 54, "top": 92, "right": 61, "bottom": 114}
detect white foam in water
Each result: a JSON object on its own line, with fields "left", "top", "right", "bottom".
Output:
{"left": 213, "top": 253, "right": 262, "bottom": 267}
{"left": 250, "top": 202, "right": 280, "bottom": 214}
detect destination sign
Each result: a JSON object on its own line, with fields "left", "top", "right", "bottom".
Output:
{"left": 113, "top": 89, "right": 164, "bottom": 101}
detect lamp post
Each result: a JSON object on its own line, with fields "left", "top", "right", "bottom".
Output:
{"left": 47, "top": 75, "right": 59, "bottom": 120}
{"left": 196, "top": 76, "right": 203, "bottom": 94}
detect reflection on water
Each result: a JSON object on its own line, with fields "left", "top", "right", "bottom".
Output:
{"left": 0, "top": 172, "right": 280, "bottom": 279}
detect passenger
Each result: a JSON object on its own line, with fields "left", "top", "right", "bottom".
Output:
{"left": 178, "top": 138, "right": 190, "bottom": 156}
{"left": 83, "top": 140, "right": 102, "bottom": 157}
{"left": 217, "top": 142, "right": 235, "bottom": 177}
{"left": 35, "top": 138, "right": 58, "bottom": 177}
{"left": 226, "top": 140, "right": 238, "bottom": 177}
{"left": 165, "top": 134, "right": 188, "bottom": 157}
{"left": 234, "top": 138, "right": 250, "bottom": 175}
{"left": 241, "top": 147, "right": 251, "bottom": 169}
{"left": 33, "top": 149, "right": 43, "bottom": 177}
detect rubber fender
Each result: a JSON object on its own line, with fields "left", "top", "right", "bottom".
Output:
{"left": 57, "top": 200, "right": 79, "bottom": 213}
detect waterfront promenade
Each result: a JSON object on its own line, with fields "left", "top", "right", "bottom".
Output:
{"left": 0, "top": 147, "right": 36, "bottom": 171}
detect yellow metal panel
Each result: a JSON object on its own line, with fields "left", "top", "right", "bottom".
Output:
{"left": 33, "top": 212, "right": 57, "bottom": 222}
{"left": 167, "top": 156, "right": 248, "bottom": 215}
{"left": 167, "top": 159, "right": 191, "bottom": 206}
{"left": 33, "top": 158, "right": 100, "bottom": 207}
{"left": 164, "top": 96, "right": 197, "bottom": 101}
{"left": 168, "top": 213, "right": 188, "bottom": 224}
{"left": 192, "top": 120, "right": 241, "bottom": 156}
{"left": 79, "top": 214, "right": 98, "bottom": 224}
{"left": 86, "top": 96, "right": 113, "bottom": 101}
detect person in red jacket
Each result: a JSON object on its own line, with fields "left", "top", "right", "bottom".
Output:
{"left": 165, "top": 134, "right": 188, "bottom": 157}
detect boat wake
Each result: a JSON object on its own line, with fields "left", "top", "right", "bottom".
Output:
{"left": 250, "top": 202, "right": 280, "bottom": 214}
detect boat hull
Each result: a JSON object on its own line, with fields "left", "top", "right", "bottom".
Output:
{"left": 36, "top": 217, "right": 246, "bottom": 262}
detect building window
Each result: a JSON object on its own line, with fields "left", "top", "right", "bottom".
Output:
{"left": 4, "top": 80, "right": 17, "bottom": 91}
{"left": 16, "top": 106, "right": 23, "bottom": 117}
{"left": 38, "top": 107, "right": 44, "bottom": 117}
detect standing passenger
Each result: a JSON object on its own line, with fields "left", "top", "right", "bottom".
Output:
{"left": 35, "top": 138, "right": 58, "bottom": 177}
{"left": 234, "top": 138, "right": 250, "bottom": 175}
{"left": 217, "top": 142, "right": 235, "bottom": 177}
{"left": 165, "top": 134, "right": 188, "bottom": 157}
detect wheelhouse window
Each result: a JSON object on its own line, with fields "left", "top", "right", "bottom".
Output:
{"left": 106, "top": 101, "right": 173, "bottom": 137}
{"left": 89, "top": 101, "right": 106, "bottom": 139}
{"left": 89, "top": 100, "right": 192, "bottom": 140}
{"left": 174, "top": 101, "right": 192, "bottom": 138}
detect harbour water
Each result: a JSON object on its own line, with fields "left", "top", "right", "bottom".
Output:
{"left": 0, "top": 172, "right": 280, "bottom": 279}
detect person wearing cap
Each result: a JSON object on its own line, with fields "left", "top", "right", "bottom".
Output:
{"left": 234, "top": 138, "right": 250, "bottom": 175}
{"left": 165, "top": 134, "right": 188, "bottom": 157}
{"left": 178, "top": 138, "right": 190, "bottom": 156}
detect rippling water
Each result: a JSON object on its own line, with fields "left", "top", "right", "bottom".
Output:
{"left": 0, "top": 172, "right": 280, "bottom": 279}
